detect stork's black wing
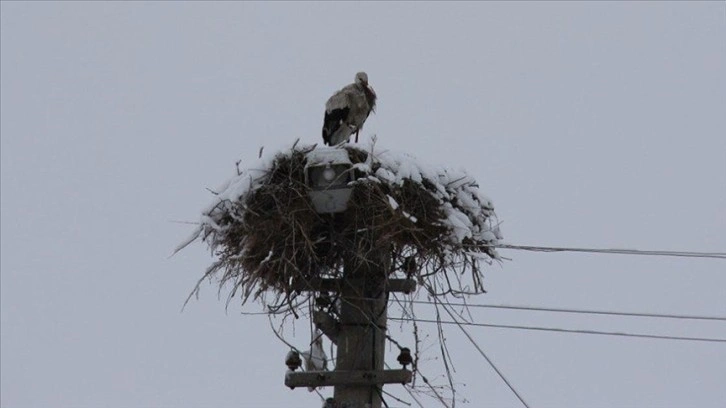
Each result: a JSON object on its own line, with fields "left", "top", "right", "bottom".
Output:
{"left": 322, "top": 107, "right": 350, "bottom": 146}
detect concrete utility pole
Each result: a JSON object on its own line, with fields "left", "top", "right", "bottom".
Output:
{"left": 286, "top": 147, "right": 413, "bottom": 407}
{"left": 286, "top": 246, "right": 413, "bottom": 408}
{"left": 334, "top": 247, "right": 388, "bottom": 407}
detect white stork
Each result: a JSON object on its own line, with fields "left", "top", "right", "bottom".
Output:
{"left": 322, "top": 72, "right": 377, "bottom": 146}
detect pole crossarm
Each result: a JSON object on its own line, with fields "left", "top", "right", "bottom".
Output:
{"left": 285, "top": 369, "right": 412, "bottom": 389}
{"left": 292, "top": 278, "right": 416, "bottom": 294}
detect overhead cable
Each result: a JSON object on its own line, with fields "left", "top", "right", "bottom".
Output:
{"left": 389, "top": 317, "right": 726, "bottom": 343}
{"left": 492, "top": 244, "right": 726, "bottom": 260}
{"left": 402, "top": 300, "right": 726, "bottom": 322}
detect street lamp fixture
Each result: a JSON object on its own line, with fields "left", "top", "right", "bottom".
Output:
{"left": 305, "top": 147, "right": 355, "bottom": 214}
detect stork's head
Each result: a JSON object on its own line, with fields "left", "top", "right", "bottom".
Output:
{"left": 355, "top": 72, "right": 369, "bottom": 85}
{"left": 355, "top": 71, "right": 376, "bottom": 112}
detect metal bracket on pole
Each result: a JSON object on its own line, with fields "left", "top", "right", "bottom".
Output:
{"left": 313, "top": 310, "right": 340, "bottom": 345}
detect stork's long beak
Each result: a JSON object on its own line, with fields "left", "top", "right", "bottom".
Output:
{"left": 368, "top": 86, "right": 377, "bottom": 113}
{"left": 368, "top": 85, "right": 376, "bottom": 97}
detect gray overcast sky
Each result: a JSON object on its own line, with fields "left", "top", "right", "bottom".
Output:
{"left": 2, "top": 2, "right": 725, "bottom": 407}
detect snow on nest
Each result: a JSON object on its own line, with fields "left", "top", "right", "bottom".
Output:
{"left": 177, "top": 139, "right": 502, "bottom": 256}
{"left": 365, "top": 147, "right": 500, "bottom": 246}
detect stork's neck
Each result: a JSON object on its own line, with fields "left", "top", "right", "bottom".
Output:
{"left": 362, "top": 85, "right": 377, "bottom": 110}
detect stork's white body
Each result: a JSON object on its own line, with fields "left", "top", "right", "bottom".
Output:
{"left": 322, "top": 72, "right": 376, "bottom": 146}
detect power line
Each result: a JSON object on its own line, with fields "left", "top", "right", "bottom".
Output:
{"left": 389, "top": 317, "right": 726, "bottom": 343}
{"left": 400, "top": 300, "right": 726, "bottom": 322}
{"left": 439, "top": 303, "right": 530, "bottom": 408}
{"left": 492, "top": 244, "right": 726, "bottom": 260}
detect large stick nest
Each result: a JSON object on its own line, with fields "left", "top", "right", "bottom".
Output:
{"left": 179, "top": 142, "right": 502, "bottom": 309}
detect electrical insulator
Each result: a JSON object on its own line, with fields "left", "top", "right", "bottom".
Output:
{"left": 285, "top": 350, "right": 302, "bottom": 371}
{"left": 397, "top": 347, "right": 413, "bottom": 369}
